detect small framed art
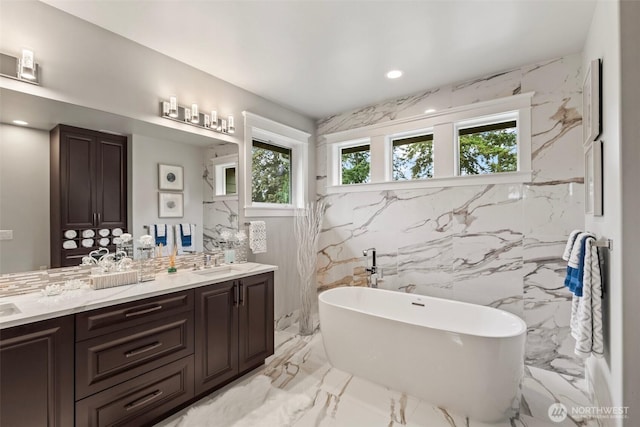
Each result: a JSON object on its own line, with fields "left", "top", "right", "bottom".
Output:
{"left": 158, "top": 192, "right": 183, "bottom": 218}
{"left": 159, "top": 164, "right": 184, "bottom": 191}
{"left": 582, "top": 58, "right": 602, "bottom": 146}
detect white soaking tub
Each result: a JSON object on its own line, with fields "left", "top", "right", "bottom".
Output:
{"left": 318, "top": 286, "right": 526, "bottom": 422}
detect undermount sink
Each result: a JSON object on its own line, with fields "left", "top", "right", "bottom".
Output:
{"left": 192, "top": 265, "right": 238, "bottom": 277}
{"left": 0, "top": 303, "right": 21, "bottom": 317}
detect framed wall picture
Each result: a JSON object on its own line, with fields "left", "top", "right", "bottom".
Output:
{"left": 158, "top": 192, "right": 184, "bottom": 218}
{"left": 584, "top": 140, "right": 603, "bottom": 216}
{"left": 159, "top": 164, "right": 184, "bottom": 190}
{"left": 582, "top": 58, "right": 602, "bottom": 146}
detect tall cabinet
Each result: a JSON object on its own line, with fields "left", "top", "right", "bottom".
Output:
{"left": 50, "top": 125, "right": 128, "bottom": 267}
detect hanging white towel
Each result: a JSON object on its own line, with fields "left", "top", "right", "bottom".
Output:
{"left": 570, "top": 236, "right": 604, "bottom": 358}
{"left": 149, "top": 224, "right": 173, "bottom": 256}
{"left": 175, "top": 224, "right": 196, "bottom": 255}
{"left": 249, "top": 221, "right": 267, "bottom": 254}
{"left": 562, "top": 229, "right": 582, "bottom": 261}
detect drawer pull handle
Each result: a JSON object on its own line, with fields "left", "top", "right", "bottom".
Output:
{"left": 124, "top": 390, "right": 163, "bottom": 411}
{"left": 124, "top": 341, "right": 162, "bottom": 358}
{"left": 239, "top": 281, "right": 245, "bottom": 306}
{"left": 125, "top": 305, "right": 163, "bottom": 317}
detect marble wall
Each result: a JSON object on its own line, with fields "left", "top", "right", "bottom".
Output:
{"left": 315, "top": 54, "right": 585, "bottom": 376}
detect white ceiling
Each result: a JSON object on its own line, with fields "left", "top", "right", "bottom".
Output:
{"left": 42, "top": 0, "right": 596, "bottom": 119}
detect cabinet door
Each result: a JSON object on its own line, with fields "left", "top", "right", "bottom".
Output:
{"left": 0, "top": 316, "right": 74, "bottom": 427}
{"left": 194, "top": 280, "right": 239, "bottom": 395}
{"left": 238, "top": 272, "right": 274, "bottom": 373}
{"left": 60, "top": 128, "right": 97, "bottom": 229}
{"left": 95, "top": 135, "right": 127, "bottom": 228}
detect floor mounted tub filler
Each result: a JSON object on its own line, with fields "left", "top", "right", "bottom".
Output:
{"left": 318, "top": 287, "right": 527, "bottom": 422}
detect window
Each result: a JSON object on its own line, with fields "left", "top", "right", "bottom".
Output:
{"left": 323, "top": 93, "right": 532, "bottom": 193}
{"left": 458, "top": 120, "right": 517, "bottom": 176}
{"left": 251, "top": 140, "right": 291, "bottom": 204}
{"left": 341, "top": 144, "right": 370, "bottom": 184}
{"left": 224, "top": 167, "right": 236, "bottom": 194}
{"left": 392, "top": 133, "right": 434, "bottom": 180}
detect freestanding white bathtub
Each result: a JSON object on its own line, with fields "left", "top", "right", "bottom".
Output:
{"left": 319, "top": 287, "right": 526, "bottom": 422}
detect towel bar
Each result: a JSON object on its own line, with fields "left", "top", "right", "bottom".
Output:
{"left": 594, "top": 238, "right": 612, "bottom": 250}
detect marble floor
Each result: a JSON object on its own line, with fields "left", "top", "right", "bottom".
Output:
{"left": 157, "top": 325, "right": 602, "bottom": 427}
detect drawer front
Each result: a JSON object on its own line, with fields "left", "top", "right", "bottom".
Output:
{"left": 76, "top": 312, "right": 194, "bottom": 399}
{"left": 76, "top": 355, "right": 194, "bottom": 427}
{"left": 76, "top": 290, "right": 193, "bottom": 341}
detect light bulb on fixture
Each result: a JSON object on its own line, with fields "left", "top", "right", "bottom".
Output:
{"left": 221, "top": 119, "right": 228, "bottom": 133}
{"left": 191, "top": 104, "right": 199, "bottom": 123}
{"left": 211, "top": 110, "right": 219, "bottom": 130}
{"left": 228, "top": 115, "right": 235, "bottom": 134}
{"left": 185, "top": 108, "right": 191, "bottom": 123}
{"left": 169, "top": 96, "right": 178, "bottom": 118}
{"left": 20, "top": 49, "right": 36, "bottom": 80}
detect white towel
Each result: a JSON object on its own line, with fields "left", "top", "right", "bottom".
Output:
{"left": 62, "top": 240, "right": 77, "bottom": 249}
{"left": 175, "top": 224, "right": 196, "bottom": 255}
{"left": 562, "top": 229, "right": 582, "bottom": 261}
{"left": 568, "top": 232, "right": 595, "bottom": 269}
{"left": 570, "top": 236, "right": 604, "bottom": 358}
{"left": 249, "top": 221, "right": 267, "bottom": 254}
{"left": 149, "top": 224, "right": 173, "bottom": 257}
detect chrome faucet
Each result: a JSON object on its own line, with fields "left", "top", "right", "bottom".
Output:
{"left": 363, "top": 248, "right": 382, "bottom": 288}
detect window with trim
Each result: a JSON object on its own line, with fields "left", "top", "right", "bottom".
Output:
{"left": 251, "top": 140, "right": 291, "bottom": 204}
{"left": 392, "top": 133, "right": 434, "bottom": 180}
{"left": 324, "top": 93, "right": 533, "bottom": 192}
{"left": 457, "top": 120, "right": 517, "bottom": 176}
{"left": 341, "top": 144, "right": 370, "bottom": 184}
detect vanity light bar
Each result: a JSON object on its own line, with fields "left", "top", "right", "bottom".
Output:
{"left": 160, "top": 99, "right": 235, "bottom": 136}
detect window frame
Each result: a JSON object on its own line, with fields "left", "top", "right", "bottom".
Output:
{"left": 339, "top": 140, "right": 372, "bottom": 185}
{"left": 323, "top": 93, "right": 533, "bottom": 194}
{"left": 251, "top": 139, "right": 293, "bottom": 205}
{"left": 387, "top": 128, "right": 435, "bottom": 182}
{"left": 212, "top": 154, "right": 238, "bottom": 200}
{"left": 454, "top": 112, "right": 520, "bottom": 177}
{"left": 242, "top": 112, "right": 310, "bottom": 217}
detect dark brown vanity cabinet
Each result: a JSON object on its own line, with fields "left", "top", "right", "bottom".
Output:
{"left": 50, "top": 124, "right": 128, "bottom": 267}
{"left": 75, "top": 291, "right": 195, "bottom": 427}
{"left": 195, "top": 272, "right": 274, "bottom": 396}
{"left": 0, "top": 316, "right": 74, "bottom": 427}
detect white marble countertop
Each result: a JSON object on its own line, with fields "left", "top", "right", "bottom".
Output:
{"left": 0, "top": 262, "right": 277, "bottom": 330}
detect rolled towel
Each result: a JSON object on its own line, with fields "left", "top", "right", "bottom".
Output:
{"left": 98, "top": 229, "right": 110, "bottom": 237}
{"left": 82, "top": 229, "right": 95, "bottom": 238}
{"left": 249, "top": 221, "right": 267, "bottom": 254}
{"left": 62, "top": 240, "right": 77, "bottom": 249}
{"left": 99, "top": 238, "right": 110, "bottom": 247}
{"left": 112, "top": 228, "right": 123, "bottom": 236}
{"left": 81, "top": 238, "right": 94, "bottom": 248}
{"left": 64, "top": 230, "right": 77, "bottom": 239}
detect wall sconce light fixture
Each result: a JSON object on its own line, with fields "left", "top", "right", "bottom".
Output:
{"left": 0, "top": 48, "right": 40, "bottom": 85}
{"left": 159, "top": 98, "right": 235, "bottom": 136}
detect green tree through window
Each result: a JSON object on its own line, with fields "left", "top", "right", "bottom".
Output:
{"left": 459, "top": 121, "right": 517, "bottom": 175}
{"left": 252, "top": 140, "right": 291, "bottom": 204}
{"left": 341, "top": 145, "right": 370, "bottom": 184}
{"left": 393, "top": 134, "right": 434, "bottom": 180}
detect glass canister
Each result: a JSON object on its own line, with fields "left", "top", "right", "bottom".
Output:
{"left": 137, "top": 246, "right": 156, "bottom": 282}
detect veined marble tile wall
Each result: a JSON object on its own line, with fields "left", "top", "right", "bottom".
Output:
{"left": 316, "top": 54, "right": 585, "bottom": 376}
{"left": 202, "top": 144, "right": 240, "bottom": 252}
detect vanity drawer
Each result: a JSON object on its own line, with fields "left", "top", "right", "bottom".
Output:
{"left": 76, "top": 355, "right": 194, "bottom": 427}
{"left": 76, "top": 312, "right": 194, "bottom": 399}
{"left": 76, "top": 290, "right": 193, "bottom": 341}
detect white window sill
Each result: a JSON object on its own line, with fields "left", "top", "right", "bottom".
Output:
{"left": 244, "top": 204, "right": 298, "bottom": 217}
{"left": 326, "top": 171, "right": 532, "bottom": 194}
{"left": 212, "top": 195, "right": 239, "bottom": 202}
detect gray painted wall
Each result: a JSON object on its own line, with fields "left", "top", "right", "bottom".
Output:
{"left": 131, "top": 134, "right": 205, "bottom": 253}
{"left": 0, "top": 124, "right": 50, "bottom": 273}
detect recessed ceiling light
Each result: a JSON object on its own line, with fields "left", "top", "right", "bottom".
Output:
{"left": 12, "top": 120, "right": 28, "bottom": 126}
{"left": 424, "top": 109, "right": 436, "bottom": 114}
{"left": 386, "top": 70, "right": 403, "bottom": 79}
